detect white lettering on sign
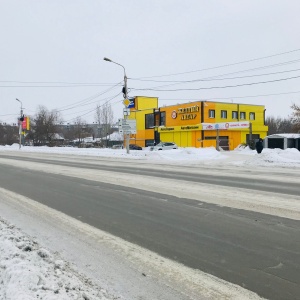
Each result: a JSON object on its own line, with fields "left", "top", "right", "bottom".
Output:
{"left": 118, "top": 119, "right": 136, "bottom": 134}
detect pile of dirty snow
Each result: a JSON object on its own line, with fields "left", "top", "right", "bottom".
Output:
{"left": 0, "top": 218, "right": 114, "bottom": 300}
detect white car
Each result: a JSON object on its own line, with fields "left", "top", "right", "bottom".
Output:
{"left": 150, "top": 142, "right": 178, "bottom": 151}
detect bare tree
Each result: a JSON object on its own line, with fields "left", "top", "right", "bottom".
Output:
{"left": 291, "top": 103, "right": 300, "bottom": 132}
{"left": 73, "top": 117, "right": 85, "bottom": 145}
{"left": 265, "top": 116, "right": 278, "bottom": 135}
{"left": 266, "top": 116, "right": 294, "bottom": 135}
{"left": 94, "top": 105, "right": 102, "bottom": 138}
{"left": 31, "top": 106, "right": 63, "bottom": 145}
{"left": 101, "top": 102, "right": 114, "bottom": 139}
{"left": 0, "top": 123, "right": 18, "bottom": 145}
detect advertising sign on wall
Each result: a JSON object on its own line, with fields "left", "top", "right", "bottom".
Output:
{"left": 202, "top": 121, "right": 249, "bottom": 130}
{"left": 21, "top": 117, "right": 30, "bottom": 130}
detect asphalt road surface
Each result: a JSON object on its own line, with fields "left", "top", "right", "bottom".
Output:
{"left": 0, "top": 153, "right": 299, "bottom": 300}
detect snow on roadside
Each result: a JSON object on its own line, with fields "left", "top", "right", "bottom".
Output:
{"left": 1, "top": 144, "right": 299, "bottom": 168}
{"left": 0, "top": 217, "right": 115, "bottom": 300}
{"left": 234, "top": 148, "right": 300, "bottom": 167}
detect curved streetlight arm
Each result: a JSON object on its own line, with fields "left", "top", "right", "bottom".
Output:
{"left": 16, "top": 98, "right": 23, "bottom": 110}
{"left": 103, "top": 57, "right": 127, "bottom": 78}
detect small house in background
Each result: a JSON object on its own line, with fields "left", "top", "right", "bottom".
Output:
{"left": 264, "top": 133, "right": 300, "bottom": 150}
{"left": 108, "top": 131, "right": 123, "bottom": 148}
{"left": 50, "top": 133, "right": 65, "bottom": 146}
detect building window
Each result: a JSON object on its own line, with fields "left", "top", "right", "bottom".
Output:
{"left": 232, "top": 111, "right": 238, "bottom": 119}
{"left": 249, "top": 112, "right": 255, "bottom": 120}
{"left": 160, "top": 112, "right": 166, "bottom": 126}
{"left": 209, "top": 109, "right": 215, "bottom": 118}
{"left": 145, "top": 113, "right": 154, "bottom": 129}
{"left": 240, "top": 112, "right": 246, "bottom": 120}
{"left": 221, "top": 110, "right": 227, "bottom": 119}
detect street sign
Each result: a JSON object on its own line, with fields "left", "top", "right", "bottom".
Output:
{"left": 118, "top": 118, "right": 136, "bottom": 134}
{"left": 123, "top": 99, "right": 131, "bottom": 107}
{"left": 123, "top": 108, "right": 130, "bottom": 116}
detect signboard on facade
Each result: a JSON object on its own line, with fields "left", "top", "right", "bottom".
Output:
{"left": 158, "top": 125, "right": 201, "bottom": 132}
{"left": 118, "top": 118, "right": 136, "bottom": 134}
{"left": 202, "top": 121, "right": 249, "bottom": 130}
{"left": 176, "top": 104, "right": 200, "bottom": 120}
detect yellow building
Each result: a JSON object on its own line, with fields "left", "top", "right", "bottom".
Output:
{"left": 127, "top": 96, "right": 268, "bottom": 150}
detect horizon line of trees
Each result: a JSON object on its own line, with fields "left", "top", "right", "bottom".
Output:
{"left": 0, "top": 102, "right": 115, "bottom": 146}
{"left": 0, "top": 103, "right": 300, "bottom": 146}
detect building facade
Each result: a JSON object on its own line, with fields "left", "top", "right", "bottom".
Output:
{"left": 127, "top": 96, "right": 268, "bottom": 150}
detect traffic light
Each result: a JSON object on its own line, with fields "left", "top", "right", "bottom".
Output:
{"left": 122, "top": 86, "right": 127, "bottom": 98}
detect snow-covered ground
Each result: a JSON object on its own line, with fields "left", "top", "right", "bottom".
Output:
{"left": 1, "top": 143, "right": 300, "bottom": 168}
{"left": 0, "top": 144, "right": 299, "bottom": 300}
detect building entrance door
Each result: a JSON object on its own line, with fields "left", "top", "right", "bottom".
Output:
{"left": 219, "top": 136, "right": 229, "bottom": 150}
{"left": 154, "top": 131, "right": 160, "bottom": 145}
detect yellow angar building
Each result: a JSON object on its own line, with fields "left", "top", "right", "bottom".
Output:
{"left": 127, "top": 96, "right": 268, "bottom": 150}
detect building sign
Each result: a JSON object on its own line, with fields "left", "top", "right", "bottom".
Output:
{"left": 160, "top": 127, "right": 175, "bottom": 131}
{"left": 181, "top": 125, "right": 200, "bottom": 130}
{"left": 178, "top": 105, "right": 199, "bottom": 120}
{"left": 159, "top": 125, "right": 201, "bottom": 132}
{"left": 171, "top": 110, "right": 177, "bottom": 119}
{"left": 202, "top": 121, "right": 249, "bottom": 130}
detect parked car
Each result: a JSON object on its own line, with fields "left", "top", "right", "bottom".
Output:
{"left": 112, "top": 144, "right": 123, "bottom": 149}
{"left": 129, "top": 144, "right": 142, "bottom": 150}
{"left": 150, "top": 142, "right": 178, "bottom": 151}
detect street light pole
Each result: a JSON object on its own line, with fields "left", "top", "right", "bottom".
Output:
{"left": 104, "top": 57, "right": 130, "bottom": 154}
{"left": 16, "top": 98, "right": 23, "bottom": 150}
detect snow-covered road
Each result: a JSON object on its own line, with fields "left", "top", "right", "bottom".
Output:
{"left": 0, "top": 145, "right": 299, "bottom": 299}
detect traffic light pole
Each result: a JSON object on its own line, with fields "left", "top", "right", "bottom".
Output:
{"left": 16, "top": 98, "right": 23, "bottom": 150}
{"left": 123, "top": 74, "right": 130, "bottom": 154}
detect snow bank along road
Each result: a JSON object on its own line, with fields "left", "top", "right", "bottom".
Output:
{"left": 0, "top": 151, "right": 299, "bottom": 300}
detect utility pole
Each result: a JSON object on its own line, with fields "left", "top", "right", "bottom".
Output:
{"left": 216, "top": 129, "right": 220, "bottom": 151}
{"left": 104, "top": 57, "right": 130, "bottom": 154}
{"left": 215, "top": 124, "right": 220, "bottom": 151}
{"left": 123, "top": 71, "right": 130, "bottom": 154}
{"left": 16, "top": 98, "right": 23, "bottom": 150}
{"left": 249, "top": 122, "right": 253, "bottom": 148}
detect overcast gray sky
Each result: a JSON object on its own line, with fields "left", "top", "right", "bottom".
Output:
{"left": 1, "top": 0, "right": 300, "bottom": 125}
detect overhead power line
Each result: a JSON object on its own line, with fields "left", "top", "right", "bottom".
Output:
{"left": 132, "top": 48, "right": 300, "bottom": 79}
{"left": 160, "top": 90, "right": 300, "bottom": 101}
{"left": 130, "top": 67, "right": 300, "bottom": 83}
{"left": 64, "top": 92, "right": 122, "bottom": 122}
{"left": 132, "top": 74, "right": 300, "bottom": 92}
{"left": 0, "top": 84, "right": 122, "bottom": 88}
{"left": 129, "top": 58, "right": 300, "bottom": 91}
{"left": 0, "top": 80, "right": 122, "bottom": 87}
{"left": 53, "top": 81, "right": 122, "bottom": 112}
